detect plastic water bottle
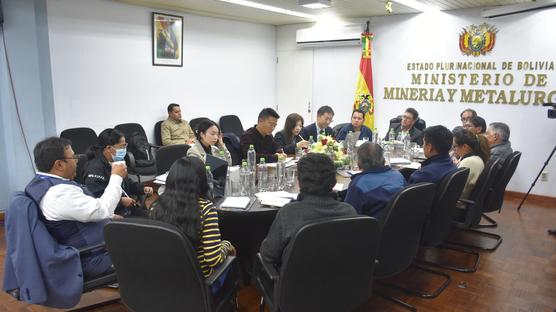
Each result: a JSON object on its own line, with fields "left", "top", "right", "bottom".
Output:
{"left": 309, "top": 136, "right": 315, "bottom": 149}
{"left": 257, "top": 157, "right": 268, "bottom": 192}
{"left": 240, "top": 161, "right": 250, "bottom": 196}
{"left": 388, "top": 128, "right": 395, "bottom": 142}
{"left": 403, "top": 133, "right": 411, "bottom": 159}
{"left": 224, "top": 167, "right": 232, "bottom": 197}
{"left": 276, "top": 155, "right": 286, "bottom": 191}
{"left": 205, "top": 165, "right": 214, "bottom": 198}
{"left": 217, "top": 150, "right": 226, "bottom": 161}
{"left": 247, "top": 144, "right": 256, "bottom": 173}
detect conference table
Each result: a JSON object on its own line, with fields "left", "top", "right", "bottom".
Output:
{"left": 214, "top": 159, "right": 421, "bottom": 284}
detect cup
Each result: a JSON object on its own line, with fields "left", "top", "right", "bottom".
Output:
{"left": 231, "top": 181, "right": 241, "bottom": 196}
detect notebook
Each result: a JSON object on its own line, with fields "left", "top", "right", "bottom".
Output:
{"left": 220, "top": 197, "right": 251, "bottom": 209}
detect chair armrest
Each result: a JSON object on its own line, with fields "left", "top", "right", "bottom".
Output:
{"left": 79, "top": 242, "right": 106, "bottom": 256}
{"left": 457, "top": 198, "right": 475, "bottom": 207}
{"left": 205, "top": 256, "right": 237, "bottom": 286}
{"left": 126, "top": 152, "right": 137, "bottom": 171}
{"left": 256, "top": 253, "right": 279, "bottom": 281}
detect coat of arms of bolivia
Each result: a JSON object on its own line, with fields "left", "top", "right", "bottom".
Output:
{"left": 459, "top": 23, "right": 498, "bottom": 57}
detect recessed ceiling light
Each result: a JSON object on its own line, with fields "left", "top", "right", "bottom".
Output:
{"left": 299, "top": 0, "right": 331, "bottom": 9}
{"left": 216, "top": 0, "right": 315, "bottom": 19}
{"left": 393, "top": 0, "right": 438, "bottom": 12}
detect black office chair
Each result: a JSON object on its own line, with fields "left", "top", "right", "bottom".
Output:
{"left": 155, "top": 144, "right": 190, "bottom": 175}
{"left": 153, "top": 120, "right": 164, "bottom": 146}
{"left": 449, "top": 158, "right": 503, "bottom": 251}
{"left": 255, "top": 216, "right": 380, "bottom": 312}
{"left": 223, "top": 133, "right": 241, "bottom": 166}
{"left": 480, "top": 151, "right": 521, "bottom": 227}
{"left": 190, "top": 117, "right": 211, "bottom": 132}
{"left": 331, "top": 123, "right": 349, "bottom": 138}
{"left": 4, "top": 192, "right": 118, "bottom": 309}
{"left": 389, "top": 115, "right": 426, "bottom": 131}
{"left": 104, "top": 218, "right": 240, "bottom": 312}
{"left": 60, "top": 127, "right": 98, "bottom": 184}
{"left": 115, "top": 123, "right": 158, "bottom": 182}
{"left": 219, "top": 115, "right": 244, "bottom": 138}
{"left": 373, "top": 183, "right": 442, "bottom": 310}
{"left": 416, "top": 168, "right": 481, "bottom": 273}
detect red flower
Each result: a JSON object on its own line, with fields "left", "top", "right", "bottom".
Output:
{"left": 321, "top": 138, "right": 328, "bottom": 145}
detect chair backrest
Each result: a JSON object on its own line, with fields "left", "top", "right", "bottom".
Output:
{"left": 60, "top": 127, "right": 97, "bottom": 154}
{"left": 278, "top": 216, "right": 380, "bottom": 312}
{"left": 389, "top": 115, "right": 426, "bottom": 131}
{"left": 219, "top": 115, "right": 244, "bottom": 138}
{"left": 104, "top": 218, "right": 213, "bottom": 312}
{"left": 422, "top": 168, "right": 470, "bottom": 246}
{"left": 332, "top": 123, "right": 350, "bottom": 138}
{"left": 483, "top": 151, "right": 521, "bottom": 213}
{"left": 463, "top": 158, "right": 502, "bottom": 227}
{"left": 155, "top": 144, "right": 190, "bottom": 175}
{"left": 115, "top": 123, "right": 148, "bottom": 142}
{"left": 153, "top": 120, "right": 164, "bottom": 146}
{"left": 189, "top": 117, "right": 211, "bottom": 133}
{"left": 374, "top": 183, "right": 436, "bottom": 278}
{"left": 222, "top": 133, "right": 241, "bottom": 166}
{"left": 60, "top": 128, "right": 98, "bottom": 184}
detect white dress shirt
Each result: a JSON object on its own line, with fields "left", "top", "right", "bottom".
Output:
{"left": 37, "top": 172, "right": 123, "bottom": 223}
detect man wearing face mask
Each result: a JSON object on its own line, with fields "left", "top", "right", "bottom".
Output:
{"left": 83, "top": 128, "right": 153, "bottom": 217}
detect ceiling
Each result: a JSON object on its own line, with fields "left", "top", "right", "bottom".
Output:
{"left": 117, "top": 0, "right": 534, "bottom": 25}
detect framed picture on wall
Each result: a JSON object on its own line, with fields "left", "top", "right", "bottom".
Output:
{"left": 152, "top": 12, "right": 183, "bottom": 66}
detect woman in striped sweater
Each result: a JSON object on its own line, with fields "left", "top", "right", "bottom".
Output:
{"left": 151, "top": 157, "right": 235, "bottom": 286}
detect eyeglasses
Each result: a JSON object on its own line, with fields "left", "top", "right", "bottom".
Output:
{"left": 112, "top": 143, "right": 128, "bottom": 149}
{"left": 59, "top": 154, "right": 86, "bottom": 161}
{"left": 461, "top": 117, "right": 472, "bottom": 122}
{"left": 402, "top": 115, "right": 414, "bottom": 120}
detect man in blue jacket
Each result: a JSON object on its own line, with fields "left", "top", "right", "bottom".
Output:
{"left": 344, "top": 142, "right": 406, "bottom": 220}
{"left": 408, "top": 125, "right": 457, "bottom": 185}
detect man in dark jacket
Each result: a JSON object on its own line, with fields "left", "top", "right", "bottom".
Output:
{"left": 485, "top": 122, "right": 513, "bottom": 161}
{"left": 384, "top": 107, "right": 423, "bottom": 146}
{"left": 408, "top": 125, "right": 457, "bottom": 185}
{"left": 260, "top": 153, "right": 357, "bottom": 264}
{"left": 300, "top": 105, "right": 335, "bottom": 140}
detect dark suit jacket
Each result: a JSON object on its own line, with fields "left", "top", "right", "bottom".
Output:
{"left": 384, "top": 123, "right": 423, "bottom": 146}
{"left": 299, "top": 123, "right": 333, "bottom": 141}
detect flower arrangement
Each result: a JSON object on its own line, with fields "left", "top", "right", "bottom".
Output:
{"left": 310, "top": 135, "right": 348, "bottom": 167}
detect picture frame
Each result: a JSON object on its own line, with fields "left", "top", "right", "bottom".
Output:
{"left": 152, "top": 12, "right": 183, "bottom": 67}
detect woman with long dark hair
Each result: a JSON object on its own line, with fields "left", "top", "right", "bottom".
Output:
{"left": 151, "top": 157, "right": 235, "bottom": 280}
{"left": 187, "top": 119, "right": 231, "bottom": 163}
{"left": 274, "top": 113, "right": 309, "bottom": 154}
{"left": 83, "top": 128, "right": 153, "bottom": 216}
{"left": 452, "top": 129, "right": 490, "bottom": 200}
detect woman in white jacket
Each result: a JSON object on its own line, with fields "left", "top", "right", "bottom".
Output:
{"left": 452, "top": 129, "right": 490, "bottom": 200}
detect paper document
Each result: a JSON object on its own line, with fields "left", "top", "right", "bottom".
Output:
{"left": 259, "top": 197, "right": 291, "bottom": 208}
{"left": 389, "top": 158, "right": 412, "bottom": 165}
{"left": 333, "top": 183, "right": 345, "bottom": 192}
{"left": 255, "top": 191, "right": 298, "bottom": 200}
{"left": 220, "top": 197, "right": 251, "bottom": 209}
{"left": 154, "top": 172, "right": 168, "bottom": 185}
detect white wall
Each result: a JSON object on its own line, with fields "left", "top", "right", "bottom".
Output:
{"left": 277, "top": 8, "right": 556, "bottom": 197}
{"left": 47, "top": 0, "right": 276, "bottom": 142}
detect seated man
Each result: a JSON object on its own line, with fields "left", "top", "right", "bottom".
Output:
{"left": 161, "top": 103, "right": 195, "bottom": 145}
{"left": 344, "top": 142, "right": 406, "bottom": 220}
{"left": 408, "top": 125, "right": 457, "bottom": 184}
{"left": 485, "top": 122, "right": 513, "bottom": 160}
{"left": 460, "top": 108, "right": 477, "bottom": 127}
{"left": 384, "top": 107, "right": 423, "bottom": 146}
{"left": 300, "top": 105, "right": 335, "bottom": 140}
{"left": 24, "top": 137, "right": 126, "bottom": 278}
{"left": 240, "top": 107, "right": 285, "bottom": 163}
{"left": 335, "top": 109, "right": 373, "bottom": 141}
{"left": 260, "top": 153, "right": 357, "bottom": 264}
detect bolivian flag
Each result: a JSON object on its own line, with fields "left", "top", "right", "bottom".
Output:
{"left": 353, "top": 32, "right": 375, "bottom": 129}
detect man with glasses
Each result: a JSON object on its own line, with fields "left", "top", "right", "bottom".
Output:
{"left": 384, "top": 107, "right": 423, "bottom": 146}
{"left": 300, "top": 105, "right": 335, "bottom": 140}
{"left": 24, "top": 137, "right": 127, "bottom": 278}
{"left": 240, "top": 107, "right": 286, "bottom": 163}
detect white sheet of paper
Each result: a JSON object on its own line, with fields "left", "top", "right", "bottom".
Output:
{"left": 220, "top": 197, "right": 251, "bottom": 209}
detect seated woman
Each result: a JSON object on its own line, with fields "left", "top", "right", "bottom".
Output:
{"left": 83, "top": 128, "right": 153, "bottom": 217}
{"left": 464, "top": 116, "right": 487, "bottom": 134}
{"left": 151, "top": 157, "right": 236, "bottom": 291}
{"left": 452, "top": 129, "right": 490, "bottom": 200}
{"left": 187, "top": 119, "right": 231, "bottom": 163}
{"left": 274, "top": 113, "right": 309, "bottom": 155}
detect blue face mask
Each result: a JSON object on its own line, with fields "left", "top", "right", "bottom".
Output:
{"left": 112, "top": 147, "right": 127, "bottom": 162}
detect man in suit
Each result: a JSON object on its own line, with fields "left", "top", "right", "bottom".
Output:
{"left": 300, "top": 105, "right": 334, "bottom": 141}
{"left": 485, "top": 122, "right": 513, "bottom": 160}
{"left": 384, "top": 107, "right": 423, "bottom": 146}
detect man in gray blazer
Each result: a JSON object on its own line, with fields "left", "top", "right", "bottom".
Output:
{"left": 485, "top": 122, "right": 513, "bottom": 160}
